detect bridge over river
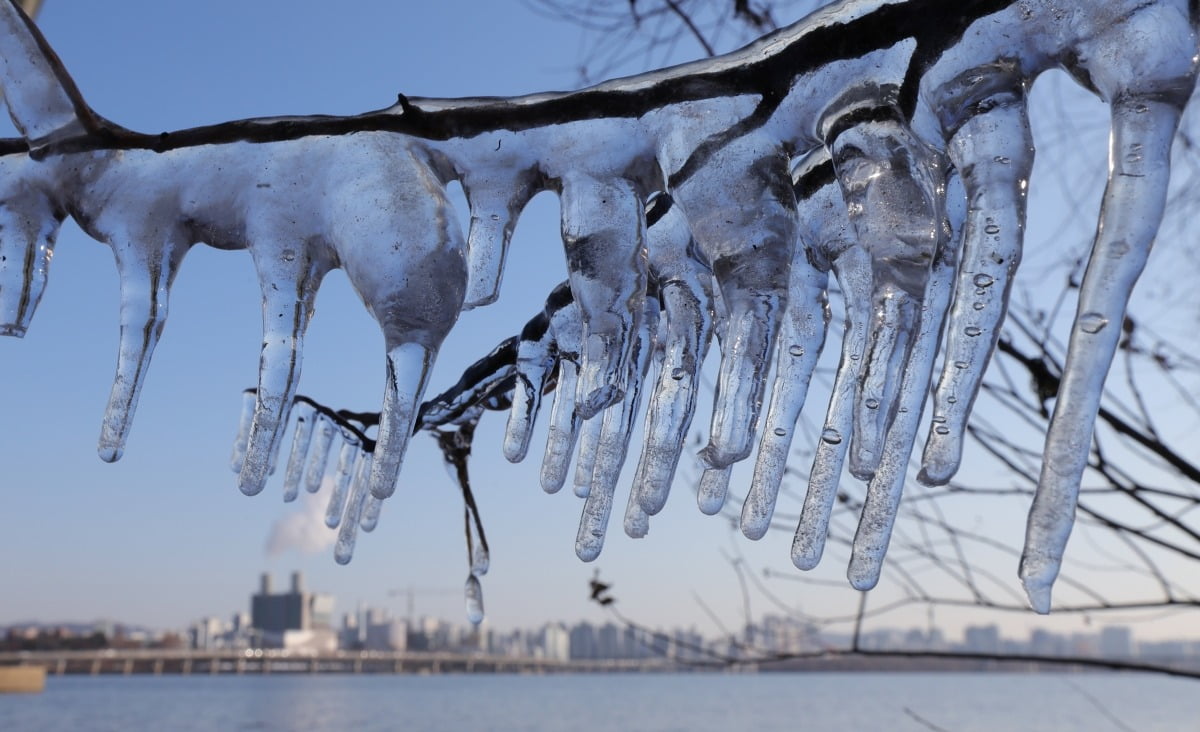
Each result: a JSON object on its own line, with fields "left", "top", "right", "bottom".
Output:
{"left": 0, "top": 649, "right": 691, "bottom": 676}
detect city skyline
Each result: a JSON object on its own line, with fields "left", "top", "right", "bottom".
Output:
{"left": 1, "top": 0, "right": 1198, "bottom": 648}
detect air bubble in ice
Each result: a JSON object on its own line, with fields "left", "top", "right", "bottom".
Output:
{"left": 1078, "top": 312, "right": 1109, "bottom": 334}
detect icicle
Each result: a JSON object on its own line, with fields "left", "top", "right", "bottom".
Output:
{"left": 471, "top": 543, "right": 490, "bottom": 576}
{"left": 324, "top": 437, "right": 360, "bottom": 529}
{"left": 540, "top": 359, "right": 581, "bottom": 494}
{"left": 575, "top": 294, "right": 656, "bottom": 558}
{"left": 847, "top": 224, "right": 957, "bottom": 591}
{"left": 849, "top": 288, "right": 912, "bottom": 479}
{"left": 696, "top": 466, "right": 732, "bottom": 516}
{"left": 920, "top": 96, "right": 1033, "bottom": 486}
{"left": 460, "top": 167, "right": 539, "bottom": 308}
{"left": 827, "top": 112, "right": 945, "bottom": 482}
{"left": 1022, "top": 94, "right": 1185, "bottom": 613}
{"left": 304, "top": 416, "right": 336, "bottom": 493}
{"left": 229, "top": 389, "right": 256, "bottom": 474}
{"left": 573, "top": 412, "right": 604, "bottom": 499}
{"left": 238, "top": 253, "right": 326, "bottom": 496}
{"left": 502, "top": 285, "right": 574, "bottom": 463}
{"left": 575, "top": 388, "right": 634, "bottom": 560}
{"left": 623, "top": 496, "right": 650, "bottom": 539}
{"left": 0, "top": 172, "right": 60, "bottom": 338}
{"left": 793, "top": 246, "right": 872, "bottom": 570}
{"left": 359, "top": 494, "right": 382, "bottom": 533}
{"left": 676, "top": 134, "right": 795, "bottom": 472}
{"left": 334, "top": 452, "right": 373, "bottom": 565}
{"left": 97, "top": 238, "right": 189, "bottom": 463}
{"left": 368, "top": 342, "right": 435, "bottom": 500}
{"left": 559, "top": 173, "right": 647, "bottom": 419}
{"left": 742, "top": 258, "right": 830, "bottom": 539}
{"left": 464, "top": 574, "right": 485, "bottom": 625}
{"left": 630, "top": 200, "right": 714, "bottom": 516}
{"left": 281, "top": 404, "right": 316, "bottom": 503}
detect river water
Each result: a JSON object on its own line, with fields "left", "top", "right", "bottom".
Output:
{"left": 1, "top": 671, "right": 1196, "bottom": 731}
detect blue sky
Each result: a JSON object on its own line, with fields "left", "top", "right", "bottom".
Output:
{"left": 1, "top": 1, "right": 1197, "bottom": 643}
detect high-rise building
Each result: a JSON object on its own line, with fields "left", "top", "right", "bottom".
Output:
{"left": 250, "top": 572, "right": 336, "bottom": 652}
{"left": 1099, "top": 626, "right": 1132, "bottom": 658}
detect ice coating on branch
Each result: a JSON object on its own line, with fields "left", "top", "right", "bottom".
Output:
{"left": 5, "top": 0, "right": 1200, "bottom": 609}
{"left": 417, "top": 337, "right": 517, "bottom": 430}
{"left": 281, "top": 404, "right": 316, "bottom": 503}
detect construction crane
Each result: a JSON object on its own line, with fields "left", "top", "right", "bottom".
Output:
{"left": 387, "top": 586, "right": 460, "bottom": 621}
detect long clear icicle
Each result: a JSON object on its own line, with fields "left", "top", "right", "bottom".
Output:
{"left": 742, "top": 258, "right": 829, "bottom": 538}
{"left": 631, "top": 200, "right": 714, "bottom": 516}
{"left": 793, "top": 246, "right": 873, "bottom": 570}
{"left": 1021, "top": 95, "right": 1184, "bottom": 613}
{"left": 920, "top": 97, "right": 1033, "bottom": 486}
{"left": 848, "top": 229, "right": 957, "bottom": 590}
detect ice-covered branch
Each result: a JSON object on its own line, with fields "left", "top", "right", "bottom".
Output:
{"left": 3, "top": 0, "right": 1199, "bottom": 612}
